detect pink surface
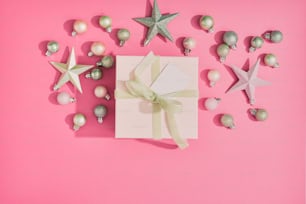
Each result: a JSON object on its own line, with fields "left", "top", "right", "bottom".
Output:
{"left": 0, "top": 0, "right": 305, "bottom": 203}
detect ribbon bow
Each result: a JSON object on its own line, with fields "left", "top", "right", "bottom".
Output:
{"left": 116, "top": 52, "right": 198, "bottom": 149}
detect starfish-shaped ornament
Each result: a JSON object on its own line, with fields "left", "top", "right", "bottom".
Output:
{"left": 227, "top": 59, "right": 270, "bottom": 105}
{"left": 133, "top": 0, "right": 178, "bottom": 46}
{"left": 49, "top": 47, "right": 94, "bottom": 93}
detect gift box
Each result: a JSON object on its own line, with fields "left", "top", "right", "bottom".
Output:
{"left": 115, "top": 52, "right": 198, "bottom": 149}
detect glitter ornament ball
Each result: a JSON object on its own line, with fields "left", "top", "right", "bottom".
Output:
{"left": 88, "top": 42, "right": 106, "bottom": 57}
{"left": 94, "top": 85, "right": 110, "bottom": 100}
{"left": 207, "top": 69, "right": 221, "bottom": 87}
{"left": 264, "top": 53, "right": 279, "bottom": 68}
{"left": 204, "top": 98, "right": 221, "bottom": 111}
{"left": 199, "top": 15, "right": 214, "bottom": 33}
{"left": 96, "top": 55, "right": 114, "bottom": 68}
{"left": 264, "top": 30, "right": 283, "bottom": 43}
{"left": 99, "top": 16, "right": 112, "bottom": 32}
{"left": 46, "top": 41, "right": 59, "bottom": 56}
{"left": 249, "top": 36, "right": 264, "bottom": 52}
{"left": 183, "top": 37, "right": 196, "bottom": 56}
{"left": 220, "top": 114, "right": 235, "bottom": 129}
{"left": 73, "top": 113, "right": 86, "bottom": 131}
{"left": 86, "top": 68, "right": 103, "bottom": 80}
{"left": 217, "top": 43, "right": 230, "bottom": 63}
{"left": 72, "top": 20, "right": 88, "bottom": 36}
{"left": 223, "top": 31, "right": 238, "bottom": 49}
{"left": 56, "top": 91, "right": 75, "bottom": 105}
{"left": 117, "top": 29, "right": 130, "bottom": 47}
{"left": 250, "top": 108, "right": 268, "bottom": 121}
{"left": 94, "top": 105, "right": 108, "bottom": 123}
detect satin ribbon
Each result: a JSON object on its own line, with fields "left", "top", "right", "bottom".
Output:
{"left": 115, "top": 52, "right": 198, "bottom": 149}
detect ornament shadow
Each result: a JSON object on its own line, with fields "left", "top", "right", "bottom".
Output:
{"left": 175, "top": 37, "right": 185, "bottom": 55}
{"left": 209, "top": 44, "right": 219, "bottom": 62}
{"left": 258, "top": 53, "right": 267, "bottom": 66}
{"left": 109, "top": 28, "right": 121, "bottom": 47}
{"left": 80, "top": 41, "right": 94, "bottom": 57}
{"left": 91, "top": 15, "right": 101, "bottom": 29}
{"left": 243, "top": 36, "right": 253, "bottom": 53}
{"left": 198, "top": 98, "right": 206, "bottom": 111}
{"left": 136, "top": 139, "right": 178, "bottom": 149}
{"left": 63, "top": 19, "right": 75, "bottom": 36}
{"left": 190, "top": 15, "right": 202, "bottom": 30}
{"left": 65, "top": 113, "right": 76, "bottom": 131}
{"left": 38, "top": 40, "right": 49, "bottom": 56}
{"left": 73, "top": 60, "right": 116, "bottom": 138}
{"left": 246, "top": 109, "right": 257, "bottom": 121}
{"left": 48, "top": 92, "right": 60, "bottom": 105}
{"left": 214, "top": 30, "right": 226, "bottom": 43}
{"left": 213, "top": 113, "right": 224, "bottom": 127}
{"left": 200, "top": 69, "right": 210, "bottom": 87}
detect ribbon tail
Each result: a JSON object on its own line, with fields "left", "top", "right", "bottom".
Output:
{"left": 165, "top": 111, "right": 189, "bottom": 149}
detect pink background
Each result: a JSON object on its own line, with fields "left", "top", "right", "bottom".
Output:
{"left": 0, "top": 0, "right": 305, "bottom": 203}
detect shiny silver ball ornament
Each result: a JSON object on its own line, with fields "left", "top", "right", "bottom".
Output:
{"left": 207, "top": 69, "right": 221, "bottom": 87}
{"left": 117, "top": 29, "right": 130, "bottom": 47}
{"left": 56, "top": 91, "right": 75, "bottom": 105}
{"left": 183, "top": 37, "right": 196, "bottom": 56}
{"left": 99, "top": 16, "right": 112, "bottom": 32}
{"left": 250, "top": 108, "right": 268, "bottom": 121}
{"left": 94, "top": 105, "right": 108, "bottom": 123}
{"left": 88, "top": 42, "right": 106, "bottom": 57}
{"left": 199, "top": 15, "right": 214, "bottom": 33}
{"left": 96, "top": 55, "right": 114, "bottom": 68}
{"left": 204, "top": 98, "right": 221, "bottom": 111}
{"left": 73, "top": 113, "right": 87, "bottom": 131}
{"left": 72, "top": 20, "right": 88, "bottom": 36}
{"left": 264, "top": 30, "right": 283, "bottom": 43}
{"left": 217, "top": 43, "right": 230, "bottom": 63}
{"left": 249, "top": 36, "right": 264, "bottom": 52}
{"left": 94, "top": 85, "right": 110, "bottom": 100}
{"left": 46, "top": 41, "right": 59, "bottom": 56}
{"left": 86, "top": 68, "right": 103, "bottom": 80}
{"left": 223, "top": 31, "right": 238, "bottom": 50}
{"left": 264, "top": 53, "right": 279, "bottom": 68}
{"left": 220, "top": 114, "right": 235, "bottom": 129}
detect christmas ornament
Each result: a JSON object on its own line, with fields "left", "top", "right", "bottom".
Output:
{"left": 199, "top": 15, "right": 214, "bottom": 33}
{"left": 264, "top": 53, "right": 279, "bottom": 68}
{"left": 86, "top": 68, "right": 103, "bottom": 80}
{"left": 94, "top": 85, "right": 110, "bottom": 100}
{"left": 72, "top": 20, "right": 88, "bottom": 36}
{"left": 183, "top": 37, "right": 196, "bottom": 56}
{"left": 94, "top": 105, "right": 108, "bottom": 123}
{"left": 49, "top": 47, "right": 94, "bottom": 93}
{"left": 88, "top": 42, "right": 106, "bottom": 57}
{"left": 73, "top": 113, "right": 86, "bottom": 131}
{"left": 99, "top": 15, "right": 112, "bottom": 32}
{"left": 223, "top": 31, "right": 238, "bottom": 49}
{"left": 204, "top": 97, "right": 221, "bottom": 110}
{"left": 217, "top": 43, "right": 230, "bottom": 63}
{"left": 56, "top": 91, "right": 75, "bottom": 105}
{"left": 249, "top": 108, "right": 268, "bottom": 121}
{"left": 249, "top": 36, "right": 264, "bottom": 52}
{"left": 220, "top": 114, "right": 235, "bottom": 129}
{"left": 264, "top": 30, "right": 283, "bottom": 43}
{"left": 133, "top": 0, "right": 178, "bottom": 46}
{"left": 117, "top": 29, "right": 130, "bottom": 47}
{"left": 96, "top": 55, "right": 114, "bottom": 68}
{"left": 226, "top": 59, "right": 270, "bottom": 105}
{"left": 45, "top": 41, "right": 59, "bottom": 56}
{"left": 207, "top": 69, "right": 221, "bottom": 87}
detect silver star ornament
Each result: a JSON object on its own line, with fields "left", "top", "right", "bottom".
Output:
{"left": 49, "top": 47, "right": 94, "bottom": 93}
{"left": 226, "top": 59, "right": 270, "bottom": 105}
{"left": 133, "top": 0, "right": 178, "bottom": 46}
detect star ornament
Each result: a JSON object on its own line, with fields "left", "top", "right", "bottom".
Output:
{"left": 49, "top": 47, "right": 94, "bottom": 93}
{"left": 226, "top": 59, "right": 270, "bottom": 105}
{"left": 133, "top": 0, "right": 178, "bottom": 46}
